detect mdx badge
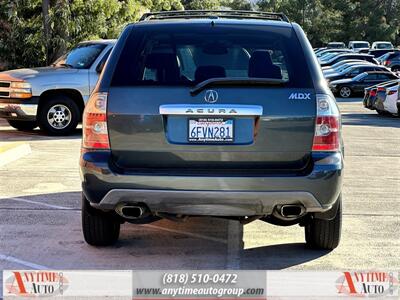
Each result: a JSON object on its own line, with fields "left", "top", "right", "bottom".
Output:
{"left": 289, "top": 93, "right": 311, "bottom": 100}
{"left": 204, "top": 90, "right": 218, "bottom": 103}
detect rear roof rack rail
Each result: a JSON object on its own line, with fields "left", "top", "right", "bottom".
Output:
{"left": 139, "top": 10, "right": 290, "bottom": 23}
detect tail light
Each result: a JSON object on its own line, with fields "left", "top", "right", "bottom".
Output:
{"left": 312, "top": 94, "right": 340, "bottom": 152}
{"left": 82, "top": 92, "right": 110, "bottom": 150}
{"left": 388, "top": 90, "right": 396, "bottom": 95}
{"left": 384, "top": 60, "right": 391, "bottom": 66}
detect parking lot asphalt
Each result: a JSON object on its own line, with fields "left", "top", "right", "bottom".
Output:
{"left": 0, "top": 98, "right": 399, "bottom": 273}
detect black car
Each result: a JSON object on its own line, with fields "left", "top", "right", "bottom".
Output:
{"left": 320, "top": 54, "right": 378, "bottom": 67}
{"left": 329, "top": 71, "right": 398, "bottom": 98}
{"left": 369, "top": 49, "right": 400, "bottom": 58}
{"left": 325, "top": 64, "right": 389, "bottom": 82}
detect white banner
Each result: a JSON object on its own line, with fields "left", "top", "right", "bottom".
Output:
{"left": 3, "top": 270, "right": 132, "bottom": 298}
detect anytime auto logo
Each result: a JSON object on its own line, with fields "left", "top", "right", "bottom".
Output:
{"left": 336, "top": 271, "right": 398, "bottom": 297}
{"left": 5, "top": 271, "right": 69, "bottom": 297}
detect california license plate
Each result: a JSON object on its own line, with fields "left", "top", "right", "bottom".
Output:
{"left": 188, "top": 118, "right": 234, "bottom": 143}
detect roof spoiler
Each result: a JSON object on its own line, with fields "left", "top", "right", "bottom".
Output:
{"left": 139, "top": 10, "right": 290, "bottom": 23}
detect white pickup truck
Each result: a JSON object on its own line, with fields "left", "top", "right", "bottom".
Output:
{"left": 0, "top": 39, "right": 115, "bottom": 135}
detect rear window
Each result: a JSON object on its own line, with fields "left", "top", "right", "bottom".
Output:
{"left": 376, "top": 43, "right": 392, "bottom": 49}
{"left": 53, "top": 43, "right": 106, "bottom": 69}
{"left": 353, "top": 42, "right": 369, "bottom": 48}
{"left": 111, "top": 24, "right": 313, "bottom": 88}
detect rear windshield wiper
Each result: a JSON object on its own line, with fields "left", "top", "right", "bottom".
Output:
{"left": 190, "top": 77, "right": 287, "bottom": 96}
{"left": 58, "top": 63, "right": 75, "bottom": 68}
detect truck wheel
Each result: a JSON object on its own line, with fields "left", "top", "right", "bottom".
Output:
{"left": 82, "top": 193, "right": 120, "bottom": 246}
{"left": 305, "top": 194, "right": 342, "bottom": 250}
{"left": 38, "top": 95, "right": 80, "bottom": 136}
{"left": 7, "top": 120, "right": 37, "bottom": 131}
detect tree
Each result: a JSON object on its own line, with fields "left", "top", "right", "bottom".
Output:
{"left": 221, "top": 0, "right": 252, "bottom": 10}
{"left": 181, "top": 0, "right": 221, "bottom": 10}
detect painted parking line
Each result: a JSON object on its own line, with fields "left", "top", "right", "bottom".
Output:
{"left": 0, "top": 143, "right": 31, "bottom": 167}
{"left": 0, "top": 197, "right": 75, "bottom": 210}
{"left": 0, "top": 254, "right": 49, "bottom": 270}
{"left": 142, "top": 224, "right": 228, "bottom": 244}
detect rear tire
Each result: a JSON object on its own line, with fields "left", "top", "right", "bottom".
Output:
{"left": 377, "top": 110, "right": 389, "bottom": 116}
{"left": 305, "top": 194, "right": 342, "bottom": 250}
{"left": 7, "top": 120, "right": 37, "bottom": 131}
{"left": 82, "top": 193, "right": 120, "bottom": 246}
{"left": 38, "top": 95, "right": 80, "bottom": 136}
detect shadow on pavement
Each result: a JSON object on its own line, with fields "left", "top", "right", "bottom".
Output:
{"left": 335, "top": 97, "right": 363, "bottom": 103}
{"left": 241, "top": 243, "right": 329, "bottom": 269}
{"left": 342, "top": 113, "right": 400, "bottom": 128}
{"left": 0, "top": 126, "right": 82, "bottom": 142}
{"left": 0, "top": 192, "right": 329, "bottom": 269}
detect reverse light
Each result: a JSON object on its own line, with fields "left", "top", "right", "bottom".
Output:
{"left": 82, "top": 92, "right": 110, "bottom": 150}
{"left": 10, "top": 81, "right": 32, "bottom": 98}
{"left": 312, "top": 94, "right": 340, "bottom": 152}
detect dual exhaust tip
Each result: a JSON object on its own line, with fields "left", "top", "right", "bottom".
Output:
{"left": 115, "top": 203, "right": 306, "bottom": 220}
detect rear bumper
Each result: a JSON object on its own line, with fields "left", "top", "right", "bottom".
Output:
{"left": 0, "top": 97, "right": 39, "bottom": 121}
{"left": 80, "top": 152, "right": 343, "bottom": 217}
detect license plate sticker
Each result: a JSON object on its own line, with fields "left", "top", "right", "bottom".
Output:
{"left": 188, "top": 118, "right": 234, "bottom": 143}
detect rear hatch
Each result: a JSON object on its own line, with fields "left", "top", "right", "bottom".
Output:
{"left": 107, "top": 22, "right": 316, "bottom": 173}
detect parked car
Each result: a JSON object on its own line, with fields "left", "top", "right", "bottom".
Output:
{"left": 323, "top": 61, "right": 375, "bottom": 77}
{"left": 327, "top": 42, "right": 346, "bottom": 49}
{"left": 329, "top": 71, "right": 398, "bottom": 98}
{"left": 374, "top": 81, "right": 400, "bottom": 115}
{"left": 320, "top": 53, "right": 377, "bottom": 67}
{"left": 363, "top": 86, "right": 378, "bottom": 108}
{"left": 348, "top": 41, "right": 370, "bottom": 52}
{"left": 314, "top": 47, "right": 327, "bottom": 54}
{"left": 381, "top": 52, "right": 400, "bottom": 72}
{"left": 322, "top": 59, "right": 374, "bottom": 73}
{"left": 80, "top": 10, "right": 343, "bottom": 249}
{"left": 368, "top": 49, "right": 399, "bottom": 58}
{"left": 0, "top": 40, "right": 115, "bottom": 135}
{"left": 316, "top": 48, "right": 351, "bottom": 58}
{"left": 362, "top": 80, "right": 398, "bottom": 109}
{"left": 371, "top": 41, "right": 394, "bottom": 50}
{"left": 325, "top": 64, "right": 389, "bottom": 82}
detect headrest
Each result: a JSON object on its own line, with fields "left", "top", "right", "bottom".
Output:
{"left": 248, "top": 50, "right": 282, "bottom": 79}
{"left": 195, "top": 65, "right": 226, "bottom": 82}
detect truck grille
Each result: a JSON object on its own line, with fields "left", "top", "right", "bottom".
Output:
{"left": 0, "top": 81, "right": 11, "bottom": 98}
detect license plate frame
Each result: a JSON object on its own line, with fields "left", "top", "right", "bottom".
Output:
{"left": 188, "top": 117, "right": 234, "bottom": 143}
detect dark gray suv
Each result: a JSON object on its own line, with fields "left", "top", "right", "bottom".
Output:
{"left": 80, "top": 11, "right": 343, "bottom": 250}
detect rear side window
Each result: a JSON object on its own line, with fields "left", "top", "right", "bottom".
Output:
{"left": 111, "top": 24, "right": 314, "bottom": 88}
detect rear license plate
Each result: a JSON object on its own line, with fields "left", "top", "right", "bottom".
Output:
{"left": 188, "top": 118, "right": 234, "bottom": 143}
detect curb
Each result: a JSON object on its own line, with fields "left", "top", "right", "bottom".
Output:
{"left": 0, "top": 142, "right": 31, "bottom": 167}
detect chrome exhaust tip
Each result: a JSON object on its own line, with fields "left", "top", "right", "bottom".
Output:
{"left": 115, "top": 204, "right": 146, "bottom": 219}
{"left": 280, "top": 205, "right": 306, "bottom": 218}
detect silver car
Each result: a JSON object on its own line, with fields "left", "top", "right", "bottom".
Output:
{"left": 0, "top": 39, "right": 115, "bottom": 135}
